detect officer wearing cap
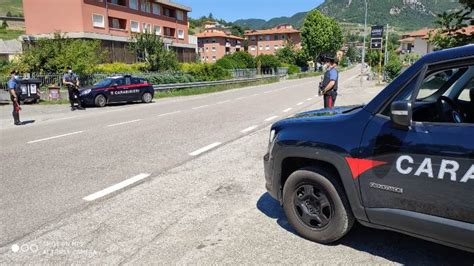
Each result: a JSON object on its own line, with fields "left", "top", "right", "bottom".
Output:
{"left": 8, "top": 70, "right": 22, "bottom": 125}
{"left": 62, "top": 66, "right": 84, "bottom": 111}
{"left": 320, "top": 56, "right": 339, "bottom": 109}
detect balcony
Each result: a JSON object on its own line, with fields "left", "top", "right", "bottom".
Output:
{"left": 107, "top": 0, "right": 126, "bottom": 7}
{"left": 109, "top": 17, "right": 127, "bottom": 31}
{"left": 225, "top": 42, "right": 231, "bottom": 47}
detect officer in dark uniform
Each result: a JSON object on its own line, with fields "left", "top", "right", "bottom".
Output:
{"left": 8, "top": 70, "right": 22, "bottom": 125}
{"left": 62, "top": 66, "right": 84, "bottom": 111}
{"left": 319, "top": 56, "right": 339, "bottom": 109}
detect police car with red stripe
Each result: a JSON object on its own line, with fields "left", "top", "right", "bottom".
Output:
{"left": 79, "top": 75, "right": 154, "bottom": 107}
{"left": 264, "top": 45, "right": 474, "bottom": 252}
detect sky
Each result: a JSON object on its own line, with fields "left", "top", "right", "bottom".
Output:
{"left": 177, "top": 0, "right": 325, "bottom": 22}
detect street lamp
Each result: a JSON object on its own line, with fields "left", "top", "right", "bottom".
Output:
{"left": 361, "top": 0, "right": 368, "bottom": 75}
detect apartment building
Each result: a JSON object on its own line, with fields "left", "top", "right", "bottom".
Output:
{"left": 22, "top": 0, "right": 196, "bottom": 62}
{"left": 196, "top": 29, "right": 244, "bottom": 62}
{"left": 245, "top": 24, "right": 301, "bottom": 57}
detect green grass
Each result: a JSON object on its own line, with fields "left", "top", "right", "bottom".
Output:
{"left": 38, "top": 98, "right": 70, "bottom": 105}
{"left": 155, "top": 78, "right": 280, "bottom": 98}
{"left": 0, "top": 28, "right": 24, "bottom": 40}
{"left": 0, "top": 0, "right": 23, "bottom": 16}
{"left": 288, "top": 72, "right": 322, "bottom": 80}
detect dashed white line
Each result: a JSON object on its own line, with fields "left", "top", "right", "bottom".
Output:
{"left": 235, "top": 96, "right": 246, "bottom": 100}
{"left": 189, "top": 142, "right": 222, "bottom": 156}
{"left": 158, "top": 110, "right": 182, "bottom": 117}
{"left": 283, "top": 108, "right": 293, "bottom": 113}
{"left": 240, "top": 125, "right": 258, "bottom": 133}
{"left": 307, "top": 98, "right": 313, "bottom": 101}
{"left": 217, "top": 100, "right": 231, "bottom": 104}
{"left": 28, "top": 131, "right": 84, "bottom": 144}
{"left": 192, "top": 105, "right": 210, "bottom": 110}
{"left": 297, "top": 102, "right": 304, "bottom": 106}
{"left": 107, "top": 119, "right": 142, "bottom": 127}
{"left": 265, "top": 116, "right": 279, "bottom": 122}
{"left": 264, "top": 91, "right": 273, "bottom": 94}
{"left": 83, "top": 173, "right": 151, "bottom": 201}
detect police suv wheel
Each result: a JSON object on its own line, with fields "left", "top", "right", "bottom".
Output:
{"left": 283, "top": 168, "right": 354, "bottom": 244}
{"left": 142, "top": 92, "right": 153, "bottom": 103}
{"left": 94, "top": 95, "right": 107, "bottom": 107}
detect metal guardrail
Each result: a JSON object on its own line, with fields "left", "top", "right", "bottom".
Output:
{"left": 153, "top": 75, "right": 283, "bottom": 92}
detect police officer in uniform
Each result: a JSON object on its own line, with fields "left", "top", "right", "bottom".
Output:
{"left": 319, "top": 57, "right": 339, "bottom": 109}
{"left": 8, "top": 70, "right": 22, "bottom": 125}
{"left": 62, "top": 66, "right": 84, "bottom": 111}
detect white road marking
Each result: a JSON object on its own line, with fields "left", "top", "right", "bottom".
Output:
{"left": 307, "top": 98, "right": 313, "bottom": 101}
{"left": 189, "top": 142, "right": 222, "bottom": 156}
{"left": 83, "top": 173, "right": 151, "bottom": 201}
{"left": 283, "top": 108, "right": 293, "bottom": 113}
{"left": 235, "top": 96, "right": 246, "bottom": 100}
{"left": 28, "top": 131, "right": 84, "bottom": 144}
{"left": 264, "top": 91, "right": 273, "bottom": 94}
{"left": 217, "top": 100, "right": 231, "bottom": 104}
{"left": 252, "top": 93, "right": 261, "bottom": 96}
{"left": 106, "top": 119, "right": 142, "bottom": 127}
{"left": 46, "top": 116, "right": 78, "bottom": 122}
{"left": 192, "top": 105, "right": 210, "bottom": 110}
{"left": 297, "top": 102, "right": 304, "bottom": 106}
{"left": 265, "top": 116, "right": 279, "bottom": 122}
{"left": 240, "top": 125, "right": 258, "bottom": 133}
{"left": 158, "top": 110, "right": 181, "bottom": 117}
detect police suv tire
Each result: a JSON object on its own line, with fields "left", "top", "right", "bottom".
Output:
{"left": 94, "top": 94, "right": 107, "bottom": 107}
{"left": 282, "top": 168, "right": 354, "bottom": 244}
{"left": 142, "top": 92, "right": 153, "bottom": 103}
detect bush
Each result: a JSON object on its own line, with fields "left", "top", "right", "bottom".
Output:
{"left": 94, "top": 62, "right": 149, "bottom": 74}
{"left": 145, "top": 72, "right": 196, "bottom": 85}
{"left": 283, "top": 63, "right": 301, "bottom": 75}
{"left": 215, "top": 51, "right": 255, "bottom": 69}
{"left": 256, "top": 54, "right": 281, "bottom": 70}
{"left": 180, "top": 63, "right": 230, "bottom": 81}
{"left": 384, "top": 54, "right": 403, "bottom": 81}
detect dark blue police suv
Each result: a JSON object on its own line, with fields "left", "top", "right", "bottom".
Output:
{"left": 264, "top": 45, "right": 474, "bottom": 252}
{"left": 79, "top": 75, "right": 154, "bottom": 107}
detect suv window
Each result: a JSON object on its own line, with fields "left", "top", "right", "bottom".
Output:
{"left": 131, "top": 78, "right": 141, "bottom": 84}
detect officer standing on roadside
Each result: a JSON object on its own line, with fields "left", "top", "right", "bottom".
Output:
{"left": 320, "top": 56, "right": 339, "bottom": 109}
{"left": 62, "top": 66, "right": 84, "bottom": 111}
{"left": 8, "top": 70, "right": 22, "bottom": 125}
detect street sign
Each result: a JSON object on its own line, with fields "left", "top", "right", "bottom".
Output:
{"left": 371, "top": 38, "right": 383, "bottom": 49}
{"left": 371, "top": 26, "right": 384, "bottom": 38}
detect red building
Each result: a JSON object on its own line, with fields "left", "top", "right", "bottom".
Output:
{"left": 245, "top": 24, "right": 301, "bottom": 57}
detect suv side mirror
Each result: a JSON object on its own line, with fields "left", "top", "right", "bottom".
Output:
{"left": 390, "top": 101, "right": 412, "bottom": 127}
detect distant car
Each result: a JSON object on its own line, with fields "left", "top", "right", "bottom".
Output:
{"left": 79, "top": 75, "right": 154, "bottom": 107}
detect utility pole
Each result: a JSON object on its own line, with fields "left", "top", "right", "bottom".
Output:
{"left": 361, "top": 0, "right": 368, "bottom": 75}
{"left": 384, "top": 24, "right": 389, "bottom": 68}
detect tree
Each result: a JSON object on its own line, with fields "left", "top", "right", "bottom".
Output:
{"left": 129, "top": 32, "right": 178, "bottom": 72}
{"left": 275, "top": 40, "right": 297, "bottom": 65}
{"left": 430, "top": 0, "right": 473, "bottom": 49}
{"left": 0, "top": 20, "right": 8, "bottom": 29}
{"left": 301, "top": 10, "right": 343, "bottom": 61}
{"left": 6, "top": 11, "right": 12, "bottom": 17}
{"left": 208, "top": 13, "right": 214, "bottom": 20}
{"left": 344, "top": 45, "right": 358, "bottom": 63}
{"left": 17, "top": 33, "right": 105, "bottom": 75}
{"left": 255, "top": 54, "right": 281, "bottom": 71}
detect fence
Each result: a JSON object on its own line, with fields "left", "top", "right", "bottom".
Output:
{"left": 0, "top": 68, "right": 289, "bottom": 90}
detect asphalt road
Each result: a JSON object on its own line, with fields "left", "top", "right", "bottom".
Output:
{"left": 1, "top": 67, "right": 473, "bottom": 264}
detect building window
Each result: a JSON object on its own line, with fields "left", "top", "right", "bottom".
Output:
{"left": 212, "top": 47, "right": 216, "bottom": 52}
{"left": 265, "top": 45, "right": 270, "bottom": 50}
{"left": 108, "top": 0, "right": 126, "bottom": 6}
{"left": 274, "top": 35, "right": 279, "bottom": 40}
{"left": 130, "top": 20, "right": 140, "bottom": 32}
{"left": 129, "top": 0, "right": 138, "bottom": 10}
{"left": 142, "top": 23, "right": 151, "bottom": 33}
{"left": 258, "top": 36, "right": 263, "bottom": 41}
{"left": 212, "top": 38, "right": 216, "bottom": 43}
{"left": 206, "top": 47, "right": 209, "bottom": 51}
{"left": 212, "top": 56, "right": 216, "bottom": 61}
{"left": 152, "top": 3, "right": 160, "bottom": 15}
{"left": 266, "top": 35, "right": 271, "bottom": 41}
{"left": 250, "top": 36, "right": 256, "bottom": 41}
{"left": 176, "top": 10, "right": 184, "bottom": 21}
{"left": 259, "top": 45, "right": 263, "bottom": 50}
{"left": 109, "top": 17, "right": 126, "bottom": 30}
{"left": 274, "top": 45, "right": 279, "bottom": 50}
{"left": 281, "top": 35, "right": 286, "bottom": 40}
{"left": 154, "top": 25, "right": 161, "bottom": 35}
{"left": 92, "top": 14, "right": 105, "bottom": 28}
{"left": 178, "top": 29, "right": 185, "bottom": 39}
{"left": 141, "top": 0, "right": 151, "bottom": 12}
{"left": 251, "top": 45, "right": 256, "bottom": 51}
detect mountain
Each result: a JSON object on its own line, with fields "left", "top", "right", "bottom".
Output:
{"left": 233, "top": 0, "right": 463, "bottom": 31}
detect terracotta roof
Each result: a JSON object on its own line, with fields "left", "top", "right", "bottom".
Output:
{"left": 244, "top": 27, "right": 300, "bottom": 36}
{"left": 399, "top": 37, "right": 415, "bottom": 43}
{"left": 195, "top": 31, "right": 244, "bottom": 40}
{"left": 457, "top": 25, "right": 474, "bottom": 35}
{"left": 407, "top": 28, "right": 432, "bottom": 38}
